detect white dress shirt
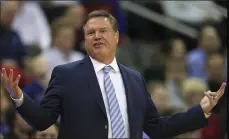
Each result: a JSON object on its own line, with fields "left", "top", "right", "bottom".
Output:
{"left": 12, "top": 56, "right": 130, "bottom": 138}
{"left": 89, "top": 57, "right": 130, "bottom": 138}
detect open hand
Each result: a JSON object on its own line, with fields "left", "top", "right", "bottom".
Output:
{"left": 1, "top": 68, "right": 23, "bottom": 99}
{"left": 200, "top": 82, "right": 226, "bottom": 114}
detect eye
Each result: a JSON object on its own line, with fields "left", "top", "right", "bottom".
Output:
{"left": 100, "top": 29, "right": 107, "bottom": 33}
{"left": 87, "top": 31, "right": 94, "bottom": 36}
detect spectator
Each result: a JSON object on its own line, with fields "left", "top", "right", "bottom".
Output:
{"left": 62, "top": 4, "right": 87, "bottom": 54}
{"left": 165, "top": 59, "right": 188, "bottom": 109}
{"left": 12, "top": 1, "right": 51, "bottom": 52}
{"left": 4, "top": 107, "right": 34, "bottom": 139}
{"left": 181, "top": 78, "right": 207, "bottom": 106}
{"left": 41, "top": 18, "right": 84, "bottom": 74}
{"left": 187, "top": 25, "right": 221, "bottom": 81}
{"left": 39, "top": 1, "right": 81, "bottom": 27}
{"left": 144, "top": 80, "right": 178, "bottom": 139}
{"left": 207, "top": 54, "right": 226, "bottom": 91}
{"left": 168, "top": 38, "right": 187, "bottom": 59}
{"left": 0, "top": 90, "right": 11, "bottom": 136}
{"left": 206, "top": 54, "right": 227, "bottom": 128}
{"left": 63, "top": 4, "right": 85, "bottom": 30}
{"left": 181, "top": 77, "right": 224, "bottom": 139}
{"left": 147, "top": 81, "right": 170, "bottom": 114}
{"left": 0, "top": 1, "right": 28, "bottom": 68}
{"left": 23, "top": 56, "right": 50, "bottom": 104}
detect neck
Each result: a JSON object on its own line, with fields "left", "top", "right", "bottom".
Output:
{"left": 55, "top": 47, "right": 71, "bottom": 60}
{"left": 91, "top": 55, "right": 115, "bottom": 65}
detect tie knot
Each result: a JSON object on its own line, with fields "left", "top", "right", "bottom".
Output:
{"left": 103, "top": 66, "right": 112, "bottom": 74}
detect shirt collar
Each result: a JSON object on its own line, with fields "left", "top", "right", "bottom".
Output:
{"left": 89, "top": 56, "right": 120, "bottom": 73}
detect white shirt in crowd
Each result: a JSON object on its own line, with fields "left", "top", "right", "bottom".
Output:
{"left": 12, "top": 56, "right": 130, "bottom": 138}
{"left": 12, "top": 1, "right": 51, "bottom": 52}
{"left": 41, "top": 47, "right": 84, "bottom": 76}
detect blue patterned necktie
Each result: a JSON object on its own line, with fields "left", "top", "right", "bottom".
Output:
{"left": 103, "top": 66, "right": 126, "bottom": 138}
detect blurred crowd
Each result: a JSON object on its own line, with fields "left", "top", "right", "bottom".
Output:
{"left": 0, "top": 0, "right": 227, "bottom": 139}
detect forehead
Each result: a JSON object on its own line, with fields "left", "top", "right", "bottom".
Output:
{"left": 84, "top": 17, "right": 112, "bottom": 30}
{"left": 208, "top": 55, "right": 224, "bottom": 65}
{"left": 202, "top": 26, "right": 218, "bottom": 37}
{"left": 56, "top": 27, "right": 74, "bottom": 35}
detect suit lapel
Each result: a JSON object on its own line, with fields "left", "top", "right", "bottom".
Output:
{"left": 118, "top": 63, "right": 136, "bottom": 138}
{"left": 80, "top": 56, "right": 107, "bottom": 117}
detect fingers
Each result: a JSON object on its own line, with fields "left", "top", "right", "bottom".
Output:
{"left": 1, "top": 68, "right": 21, "bottom": 86}
{"left": 9, "top": 69, "right": 13, "bottom": 82}
{"left": 1, "top": 68, "right": 7, "bottom": 78}
{"left": 204, "top": 91, "right": 217, "bottom": 105}
{"left": 13, "top": 74, "right": 21, "bottom": 87}
{"left": 207, "top": 91, "right": 217, "bottom": 96}
{"left": 217, "top": 82, "right": 226, "bottom": 93}
{"left": 215, "top": 83, "right": 227, "bottom": 100}
{"left": 1, "top": 73, "right": 4, "bottom": 86}
{"left": 1, "top": 68, "right": 8, "bottom": 84}
{"left": 204, "top": 91, "right": 212, "bottom": 98}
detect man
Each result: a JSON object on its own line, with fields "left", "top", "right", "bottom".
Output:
{"left": 41, "top": 19, "right": 84, "bottom": 75}
{"left": 186, "top": 25, "right": 221, "bottom": 81}
{"left": 0, "top": 1, "right": 28, "bottom": 68}
{"left": 1, "top": 10, "right": 226, "bottom": 139}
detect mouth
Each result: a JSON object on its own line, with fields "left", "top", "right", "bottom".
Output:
{"left": 93, "top": 42, "right": 104, "bottom": 48}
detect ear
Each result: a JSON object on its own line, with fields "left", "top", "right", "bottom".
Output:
{"left": 115, "top": 31, "right": 119, "bottom": 44}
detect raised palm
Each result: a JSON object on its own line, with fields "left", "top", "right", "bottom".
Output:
{"left": 1, "top": 68, "right": 22, "bottom": 99}
{"left": 200, "top": 83, "right": 226, "bottom": 113}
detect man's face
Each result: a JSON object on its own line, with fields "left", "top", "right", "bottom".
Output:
{"left": 187, "top": 91, "right": 205, "bottom": 106}
{"left": 171, "top": 39, "right": 186, "bottom": 58}
{"left": 150, "top": 85, "right": 169, "bottom": 112}
{"left": 30, "top": 57, "right": 49, "bottom": 87}
{"left": 84, "top": 17, "right": 119, "bottom": 61}
{"left": 166, "top": 60, "right": 187, "bottom": 82}
{"left": 200, "top": 26, "right": 220, "bottom": 53}
{"left": 55, "top": 27, "right": 75, "bottom": 52}
{"left": 65, "top": 5, "right": 85, "bottom": 29}
{"left": 207, "top": 55, "right": 225, "bottom": 81}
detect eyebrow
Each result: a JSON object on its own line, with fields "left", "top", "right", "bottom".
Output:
{"left": 100, "top": 27, "right": 108, "bottom": 30}
{"left": 86, "top": 27, "right": 108, "bottom": 31}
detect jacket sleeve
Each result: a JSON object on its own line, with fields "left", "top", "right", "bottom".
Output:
{"left": 141, "top": 76, "right": 208, "bottom": 138}
{"left": 16, "top": 65, "right": 64, "bottom": 131}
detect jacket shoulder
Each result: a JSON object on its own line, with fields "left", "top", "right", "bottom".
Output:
{"left": 119, "top": 63, "right": 143, "bottom": 79}
{"left": 52, "top": 59, "right": 83, "bottom": 74}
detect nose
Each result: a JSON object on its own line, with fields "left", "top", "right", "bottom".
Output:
{"left": 95, "top": 31, "right": 101, "bottom": 40}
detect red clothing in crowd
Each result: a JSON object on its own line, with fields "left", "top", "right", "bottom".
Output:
{"left": 201, "top": 112, "right": 224, "bottom": 139}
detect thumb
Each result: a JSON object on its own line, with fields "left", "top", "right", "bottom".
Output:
{"left": 13, "top": 74, "right": 21, "bottom": 88}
